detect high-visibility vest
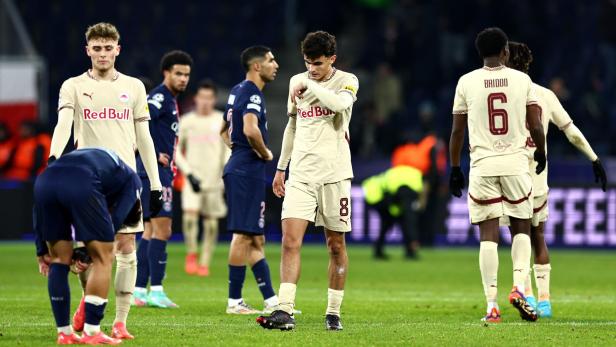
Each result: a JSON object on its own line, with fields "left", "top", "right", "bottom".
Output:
{"left": 362, "top": 166, "right": 423, "bottom": 216}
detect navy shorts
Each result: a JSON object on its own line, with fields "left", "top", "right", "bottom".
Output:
{"left": 140, "top": 167, "right": 174, "bottom": 220}
{"left": 34, "top": 166, "right": 114, "bottom": 243}
{"left": 224, "top": 174, "right": 265, "bottom": 234}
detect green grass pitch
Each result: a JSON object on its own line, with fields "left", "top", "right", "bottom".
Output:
{"left": 1, "top": 242, "right": 615, "bottom": 346}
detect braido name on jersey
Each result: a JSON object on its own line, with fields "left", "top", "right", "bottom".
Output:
{"left": 297, "top": 106, "right": 334, "bottom": 118}
{"left": 83, "top": 107, "right": 131, "bottom": 121}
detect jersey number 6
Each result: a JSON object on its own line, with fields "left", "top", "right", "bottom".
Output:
{"left": 487, "top": 92, "right": 508, "bottom": 135}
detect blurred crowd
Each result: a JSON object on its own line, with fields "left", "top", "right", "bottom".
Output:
{"left": 0, "top": 121, "right": 50, "bottom": 182}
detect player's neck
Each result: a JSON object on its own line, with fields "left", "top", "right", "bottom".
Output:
{"left": 312, "top": 67, "right": 335, "bottom": 82}
{"left": 483, "top": 58, "right": 503, "bottom": 68}
{"left": 246, "top": 72, "right": 265, "bottom": 90}
{"left": 197, "top": 109, "right": 212, "bottom": 116}
{"left": 163, "top": 81, "right": 179, "bottom": 97}
{"left": 89, "top": 68, "right": 118, "bottom": 81}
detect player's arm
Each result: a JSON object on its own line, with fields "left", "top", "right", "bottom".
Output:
{"left": 449, "top": 79, "right": 467, "bottom": 197}
{"left": 49, "top": 81, "right": 77, "bottom": 161}
{"left": 296, "top": 77, "right": 358, "bottom": 113}
{"left": 134, "top": 83, "right": 162, "bottom": 191}
{"left": 526, "top": 104, "right": 546, "bottom": 174}
{"left": 48, "top": 108, "right": 74, "bottom": 161}
{"left": 273, "top": 116, "right": 296, "bottom": 198}
{"left": 243, "top": 113, "right": 272, "bottom": 161}
{"left": 549, "top": 92, "right": 607, "bottom": 190}
{"left": 220, "top": 119, "right": 231, "bottom": 148}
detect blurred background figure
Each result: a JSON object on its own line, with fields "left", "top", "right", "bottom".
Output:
{"left": 362, "top": 165, "right": 425, "bottom": 260}
{"left": 175, "top": 80, "right": 229, "bottom": 277}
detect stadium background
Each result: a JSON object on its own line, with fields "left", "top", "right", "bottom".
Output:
{"left": 1, "top": 0, "right": 615, "bottom": 248}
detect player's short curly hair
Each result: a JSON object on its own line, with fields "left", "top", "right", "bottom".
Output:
{"left": 301, "top": 31, "right": 337, "bottom": 59}
{"left": 160, "top": 50, "right": 193, "bottom": 72}
{"left": 475, "top": 27, "right": 508, "bottom": 59}
{"left": 85, "top": 22, "right": 120, "bottom": 42}
{"left": 508, "top": 41, "right": 533, "bottom": 74}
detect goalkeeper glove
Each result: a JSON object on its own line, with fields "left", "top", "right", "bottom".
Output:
{"left": 187, "top": 174, "right": 202, "bottom": 193}
{"left": 149, "top": 190, "right": 163, "bottom": 217}
{"left": 534, "top": 150, "right": 546, "bottom": 174}
{"left": 592, "top": 159, "right": 607, "bottom": 192}
{"left": 449, "top": 166, "right": 465, "bottom": 198}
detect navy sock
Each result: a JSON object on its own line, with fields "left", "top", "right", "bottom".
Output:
{"left": 84, "top": 301, "right": 107, "bottom": 326}
{"left": 135, "top": 238, "right": 150, "bottom": 288}
{"left": 251, "top": 258, "right": 276, "bottom": 300}
{"left": 48, "top": 263, "right": 71, "bottom": 328}
{"left": 228, "top": 265, "right": 246, "bottom": 300}
{"left": 149, "top": 238, "right": 167, "bottom": 286}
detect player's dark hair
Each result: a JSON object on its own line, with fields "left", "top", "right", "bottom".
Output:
{"left": 197, "top": 79, "right": 218, "bottom": 95}
{"left": 508, "top": 41, "right": 533, "bottom": 74}
{"left": 240, "top": 45, "right": 271, "bottom": 72}
{"left": 301, "top": 31, "right": 337, "bottom": 59}
{"left": 475, "top": 27, "right": 509, "bottom": 59}
{"left": 160, "top": 50, "right": 193, "bottom": 72}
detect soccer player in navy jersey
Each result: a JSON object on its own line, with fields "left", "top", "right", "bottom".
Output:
{"left": 133, "top": 51, "right": 193, "bottom": 309}
{"left": 35, "top": 148, "right": 142, "bottom": 345}
{"left": 221, "top": 46, "right": 281, "bottom": 314}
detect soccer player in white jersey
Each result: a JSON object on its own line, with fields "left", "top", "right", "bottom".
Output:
{"left": 449, "top": 27, "right": 546, "bottom": 323}
{"left": 257, "top": 31, "right": 359, "bottom": 331}
{"left": 175, "top": 80, "right": 229, "bottom": 276}
{"left": 503, "top": 41, "right": 608, "bottom": 318}
{"left": 48, "top": 22, "right": 162, "bottom": 340}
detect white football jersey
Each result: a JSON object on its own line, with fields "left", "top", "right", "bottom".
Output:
{"left": 286, "top": 69, "right": 358, "bottom": 184}
{"left": 58, "top": 71, "right": 150, "bottom": 170}
{"left": 526, "top": 83, "right": 573, "bottom": 195}
{"left": 453, "top": 65, "right": 538, "bottom": 176}
{"left": 176, "top": 110, "right": 229, "bottom": 190}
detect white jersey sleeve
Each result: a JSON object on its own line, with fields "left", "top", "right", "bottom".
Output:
{"left": 452, "top": 77, "right": 468, "bottom": 115}
{"left": 545, "top": 89, "right": 572, "bottom": 129}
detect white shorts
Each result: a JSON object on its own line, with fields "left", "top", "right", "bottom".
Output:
{"left": 281, "top": 179, "right": 351, "bottom": 232}
{"left": 468, "top": 174, "right": 532, "bottom": 224}
{"left": 182, "top": 185, "right": 227, "bottom": 218}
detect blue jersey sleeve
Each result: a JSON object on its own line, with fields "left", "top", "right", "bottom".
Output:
{"left": 242, "top": 92, "right": 264, "bottom": 118}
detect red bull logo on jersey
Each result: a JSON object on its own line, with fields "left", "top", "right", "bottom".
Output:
{"left": 297, "top": 105, "right": 334, "bottom": 118}
{"left": 83, "top": 108, "right": 131, "bottom": 121}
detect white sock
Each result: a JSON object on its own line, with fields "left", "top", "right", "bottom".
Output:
{"left": 57, "top": 326, "right": 72, "bottom": 335}
{"left": 511, "top": 234, "right": 531, "bottom": 293}
{"left": 278, "top": 283, "right": 297, "bottom": 314}
{"left": 84, "top": 323, "right": 100, "bottom": 336}
{"left": 264, "top": 295, "right": 279, "bottom": 307}
{"left": 326, "top": 288, "right": 344, "bottom": 316}
{"left": 524, "top": 271, "right": 534, "bottom": 298}
{"left": 228, "top": 298, "right": 243, "bottom": 307}
{"left": 486, "top": 301, "right": 499, "bottom": 313}
{"left": 534, "top": 263, "right": 551, "bottom": 301}
{"left": 150, "top": 285, "right": 163, "bottom": 292}
{"left": 84, "top": 295, "right": 108, "bottom": 305}
{"left": 134, "top": 287, "right": 147, "bottom": 295}
{"left": 114, "top": 252, "right": 137, "bottom": 325}
{"left": 479, "top": 241, "right": 499, "bottom": 309}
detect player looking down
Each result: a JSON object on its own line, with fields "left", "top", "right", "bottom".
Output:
{"left": 449, "top": 27, "right": 545, "bottom": 323}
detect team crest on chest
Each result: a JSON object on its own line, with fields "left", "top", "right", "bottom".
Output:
{"left": 119, "top": 92, "right": 129, "bottom": 103}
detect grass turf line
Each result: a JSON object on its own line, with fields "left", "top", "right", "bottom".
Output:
{"left": 0, "top": 242, "right": 615, "bottom": 346}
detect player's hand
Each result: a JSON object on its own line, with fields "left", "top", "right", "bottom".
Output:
{"left": 534, "top": 150, "right": 547, "bottom": 174}
{"left": 37, "top": 254, "right": 51, "bottom": 276}
{"left": 449, "top": 166, "right": 465, "bottom": 198}
{"left": 187, "top": 174, "right": 202, "bottom": 193}
{"left": 158, "top": 153, "right": 170, "bottom": 167}
{"left": 263, "top": 149, "right": 273, "bottom": 161}
{"left": 592, "top": 159, "right": 607, "bottom": 192}
{"left": 291, "top": 81, "right": 308, "bottom": 103}
{"left": 150, "top": 189, "right": 163, "bottom": 217}
{"left": 70, "top": 260, "right": 91, "bottom": 274}
{"left": 273, "top": 170, "right": 286, "bottom": 198}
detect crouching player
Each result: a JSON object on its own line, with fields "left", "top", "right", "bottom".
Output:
{"left": 35, "top": 148, "right": 143, "bottom": 345}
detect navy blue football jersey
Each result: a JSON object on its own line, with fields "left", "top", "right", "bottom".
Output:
{"left": 136, "top": 83, "right": 179, "bottom": 176}
{"left": 222, "top": 80, "right": 268, "bottom": 180}
{"left": 34, "top": 148, "right": 142, "bottom": 255}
